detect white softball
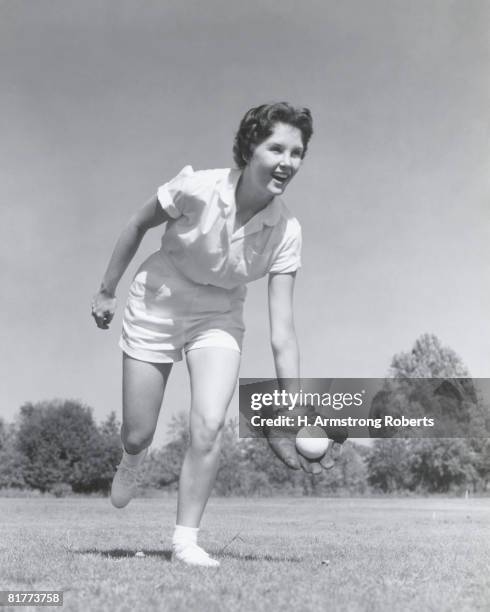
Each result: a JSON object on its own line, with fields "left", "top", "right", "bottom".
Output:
{"left": 295, "top": 426, "right": 329, "bottom": 460}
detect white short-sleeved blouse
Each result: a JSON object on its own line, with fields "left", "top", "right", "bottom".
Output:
{"left": 157, "top": 166, "right": 302, "bottom": 290}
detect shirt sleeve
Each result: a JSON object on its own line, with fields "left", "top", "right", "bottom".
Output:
{"left": 268, "top": 218, "right": 302, "bottom": 274}
{"left": 156, "top": 165, "right": 194, "bottom": 218}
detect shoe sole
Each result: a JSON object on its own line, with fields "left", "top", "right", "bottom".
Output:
{"left": 110, "top": 496, "right": 131, "bottom": 509}
{"left": 171, "top": 552, "right": 220, "bottom": 568}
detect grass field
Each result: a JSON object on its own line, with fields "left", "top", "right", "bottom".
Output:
{"left": 1, "top": 496, "right": 489, "bottom": 611}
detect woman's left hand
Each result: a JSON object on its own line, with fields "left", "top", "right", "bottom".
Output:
{"left": 263, "top": 404, "right": 348, "bottom": 474}
{"left": 266, "top": 435, "right": 344, "bottom": 474}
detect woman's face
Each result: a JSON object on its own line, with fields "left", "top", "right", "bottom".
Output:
{"left": 245, "top": 122, "right": 305, "bottom": 198}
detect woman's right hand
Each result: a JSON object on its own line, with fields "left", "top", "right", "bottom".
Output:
{"left": 91, "top": 289, "right": 117, "bottom": 330}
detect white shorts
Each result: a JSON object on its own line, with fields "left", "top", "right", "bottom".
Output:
{"left": 119, "top": 251, "right": 246, "bottom": 363}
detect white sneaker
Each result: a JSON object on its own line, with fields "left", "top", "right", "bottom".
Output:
{"left": 110, "top": 449, "right": 147, "bottom": 508}
{"left": 172, "top": 542, "right": 220, "bottom": 568}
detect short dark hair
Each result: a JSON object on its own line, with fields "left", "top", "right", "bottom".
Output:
{"left": 233, "top": 102, "right": 313, "bottom": 169}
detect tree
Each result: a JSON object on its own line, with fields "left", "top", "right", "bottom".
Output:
{"left": 369, "top": 334, "right": 481, "bottom": 437}
{"left": 470, "top": 438, "right": 490, "bottom": 492}
{"left": 239, "top": 436, "right": 298, "bottom": 495}
{"left": 335, "top": 442, "right": 369, "bottom": 494}
{"left": 390, "top": 333, "right": 470, "bottom": 378}
{"left": 98, "top": 411, "right": 123, "bottom": 479}
{"left": 214, "top": 419, "right": 254, "bottom": 496}
{"left": 0, "top": 419, "right": 7, "bottom": 450}
{"left": 366, "top": 334, "right": 490, "bottom": 493}
{"left": 0, "top": 421, "right": 26, "bottom": 489}
{"left": 16, "top": 400, "right": 121, "bottom": 493}
{"left": 141, "top": 413, "right": 189, "bottom": 490}
{"left": 367, "top": 439, "right": 414, "bottom": 492}
{"left": 408, "top": 438, "right": 479, "bottom": 493}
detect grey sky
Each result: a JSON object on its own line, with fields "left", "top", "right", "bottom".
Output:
{"left": 1, "top": 0, "right": 489, "bottom": 446}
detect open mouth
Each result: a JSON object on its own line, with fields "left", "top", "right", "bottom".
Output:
{"left": 271, "top": 172, "right": 289, "bottom": 184}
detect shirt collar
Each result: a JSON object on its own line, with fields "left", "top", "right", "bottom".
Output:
{"left": 259, "top": 197, "right": 282, "bottom": 227}
{"left": 217, "top": 168, "right": 241, "bottom": 207}
{"left": 219, "top": 168, "right": 282, "bottom": 228}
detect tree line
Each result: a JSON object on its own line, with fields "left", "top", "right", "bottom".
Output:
{"left": 0, "top": 402, "right": 488, "bottom": 497}
{"left": 0, "top": 334, "right": 488, "bottom": 496}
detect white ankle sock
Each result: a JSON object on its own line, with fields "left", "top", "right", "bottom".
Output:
{"left": 121, "top": 447, "right": 147, "bottom": 467}
{"left": 172, "top": 525, "right": 199, "bottom": 546}
{"left": 171, "top": 526, "right": 219, "bottom": 567}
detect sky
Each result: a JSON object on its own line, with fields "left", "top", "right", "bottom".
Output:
{"left": 1, "top": 0, "right": 489, "bottom": 447}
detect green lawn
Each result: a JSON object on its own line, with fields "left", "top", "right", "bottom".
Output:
{"left": 1, "top": 496, "right": 489, "bottom": 611}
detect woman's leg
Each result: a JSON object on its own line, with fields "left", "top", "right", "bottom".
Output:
{"left": 121, "top": 353, "right": 173, "bottom": 453}
{"left": 177, "top": 347, "right": 241, "bottom": 527}
{"left": 171, "top": 347, "right": 240, "bottom": 567}
{"left": 111, "top": 353, "right": 172, "bottom": 508}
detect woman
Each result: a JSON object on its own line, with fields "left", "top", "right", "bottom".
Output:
{"left": 92, "top": 102, "right": 340, "bottom": 568}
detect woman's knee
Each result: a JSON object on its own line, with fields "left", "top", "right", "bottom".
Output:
{"left": 190, "top": 412, "right": 225, "bottom": 453}
{"left": 121, "top": 425, "right": 154, "bottom": 453}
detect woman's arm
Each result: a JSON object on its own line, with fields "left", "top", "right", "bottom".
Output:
{"left": 268, "top": 271, "right": 300, "bottom": 391}
{"left": 266, "top": 271, "right": 309, "bottom": 470}
{"left": 91, "top": 195, "right": 171, "bottom": 329}
{"left": 267, "top": 272, "right": 346, "bottom": 472}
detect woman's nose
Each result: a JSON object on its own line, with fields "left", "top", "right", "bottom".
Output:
{"left": 279, "top": 153, "right": 292, "bottom": 167}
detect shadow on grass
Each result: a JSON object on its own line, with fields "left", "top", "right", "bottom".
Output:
{"left": 74, "top": 549, "right": 302, "bottom": 563}
{"left": 76, "top": 549, "right": 172, "bottom": 561}
{"left": 217, "top": 552, "right": 302, "bottom": 563}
